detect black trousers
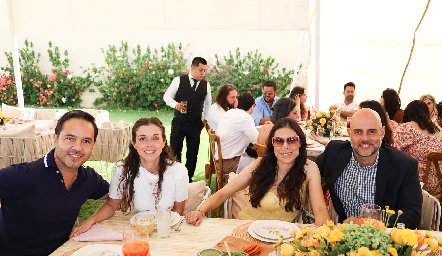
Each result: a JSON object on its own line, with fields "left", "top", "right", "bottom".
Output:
{"left": 170, "top": 117, "right": 203, "bottom": 182}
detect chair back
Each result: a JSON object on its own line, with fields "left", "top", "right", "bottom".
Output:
{"left": 423, "top": 151, "right": 442, "bottom": 198}
{"left": 224, "top": 172, "right": 248, "bottom": 219}
{"left": 253, "top": 143, "right": 267, "bottom": 157}
{"left": 183, "top": 180, "right": 212, "bottom": 217}
{"left": 420, "top": 189, "right": 441, "bottom": 231}
{"left": 208, "top": 128, "right": 228, "bottom": 217}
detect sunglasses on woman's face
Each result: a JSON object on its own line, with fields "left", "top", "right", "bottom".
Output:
{"left": 272, "top": 136, "right": 300, "bottom": 147}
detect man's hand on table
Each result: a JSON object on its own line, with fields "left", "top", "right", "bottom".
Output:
{"left": 185, "top": 210, "right": 204, "bottom": 227}
{"left": 69, "top": 218, "right": 95, "bottom": 238}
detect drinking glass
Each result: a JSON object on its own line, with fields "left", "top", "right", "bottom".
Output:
{"left": 359, "top": 203, "right": 382, "bottom": 220}
{"left": 156, "top": 208, "right": 171, "bottom": 238}
{"left": 317, "top": 127, "right": 324, "bottom": 137}
{"left": 135, "top": 215, "right": 155, "bottom": 237}
{"left": 347, "top": 117, "right": 352, "bottom": 129}
{"left": 122, "top": 225, "right": 149, "bottom": 256}
{"left": 181, "top": 101, "right": 187, "bottom": 114}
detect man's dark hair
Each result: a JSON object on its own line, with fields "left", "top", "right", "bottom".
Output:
{"left": 191, "top": 57, "right": 207, "bottom": 67}
{"left": 263, "top": 81, "right": 277, "bottom": 91}
{"left": 344, "top": 82, "right": 355, "bottom": 91}
{"left": 382, "top": 88, "right": 401, "bottom": 120}
{"left": 237, "top": 92, "right": 255, "bottom": 111}
{"left": 55, "top": 110, "right": 98, "bottom": 141}
{"left": 215, "top": 84, "right": 237, "bottom": 111}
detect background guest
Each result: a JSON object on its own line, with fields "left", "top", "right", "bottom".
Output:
{"left": 289, "top": 86, "right": 309, "bottom": 121}
{"left": 251, "top": 81, "right": 279, "bottom": 125}
{"left": 217, "top": 93, "right": 259, "bottom": 174}
{"left": 71, "top": 117, "right": 188, "bottom": 237}
{"left": 393, "top": 100, "right": 442, "bottom": 193}
{"left": 380, "top": 88, "right": 404, "bottom": 124}
{"left": 207, "top": 84, "right": 238, "bottom": 131}
{"left": 186, "top": 118, "right": 330, "bottom": 226}
{"left": 437, "top": 101, "right": 442, "bottom": 128}
{"left": 329, "top": 82, "right": 359, "bottom": 122}
{"left": 420, "top": 94, "right": 438, "bottom": 123}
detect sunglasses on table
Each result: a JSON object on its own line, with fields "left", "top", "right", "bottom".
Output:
{"left": 272, "top": 136, "right": 300, "bottom": 147}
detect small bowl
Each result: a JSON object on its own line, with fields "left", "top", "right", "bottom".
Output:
{"left": 197, "top": 248, "right": 223, "bottom": 256}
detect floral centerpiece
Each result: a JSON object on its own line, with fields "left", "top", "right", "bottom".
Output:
{"left": 306, "top": 109, "right": 344, "bottom": 137}
{"left": 275, "top": 219, "right": 442, "bottom": 256}
{"left": 0, "top": 111, "right": 7, "bottom": 125}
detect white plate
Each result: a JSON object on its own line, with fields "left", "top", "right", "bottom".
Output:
{"left": 253, "top": 220, "right": 300, "bottom": 240}
{"left": 71, "top": 244, "right": 122, "bottom": 256}
{"left": 130, "top": 210, "right": 180, "bottom": 227}
{"left": 248, "top": 220, "right": 299, "bottom": 242}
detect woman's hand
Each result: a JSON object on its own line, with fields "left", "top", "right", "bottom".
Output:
{"left": 185, "top": 210, "right": 204, "bottom": 227}
{"left": 309, "top": 131, "right": 329, "bottom": 146}
{"left": 69, "top": 217, "right": 95, "bottom": 238}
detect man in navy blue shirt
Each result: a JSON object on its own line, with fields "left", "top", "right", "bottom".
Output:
{"left": 0, "top": 110, "right": 110, "bottom": 256}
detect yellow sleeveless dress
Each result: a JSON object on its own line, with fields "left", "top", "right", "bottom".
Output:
{"left": 237, "top": 183, "right": 307, "bottom": 222}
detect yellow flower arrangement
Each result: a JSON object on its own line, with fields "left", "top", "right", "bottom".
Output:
{"left": 274, "top": 220, "right": 442, "bottom": 256}
{"left": 0, "top": 111, "right": 8, "bottom": 125}
{"left": 306, "top": 109, "right": 344, "bottom": 137}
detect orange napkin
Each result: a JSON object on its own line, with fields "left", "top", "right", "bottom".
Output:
{"left": 73, "top": 223, "right": 123, "bottom": 242}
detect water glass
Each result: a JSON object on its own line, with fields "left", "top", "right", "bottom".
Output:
{"left": 317, "top": 127, "right": 324, "bottom": 137}
{"left": 181, "top": 101, "right": 187, "bottom": 114}
{"left": 347, "top": 117, "right": 352, "bottom": 129}
{"left": 359, "top": 203, "right": 382, "bottom": 220}
{"left": 156, "top": 208, "right": 171, "bottom": 238}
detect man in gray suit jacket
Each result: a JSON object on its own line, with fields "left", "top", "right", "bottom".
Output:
{"left": 315, "top": 108, "right": 422, "bottom": 229}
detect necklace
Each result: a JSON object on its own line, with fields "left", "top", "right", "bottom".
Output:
{"left": 140, "top": 165, "right": 160, "bottom": 208}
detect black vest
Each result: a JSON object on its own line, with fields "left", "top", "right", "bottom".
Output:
{"left": 173, "top": 75, "right": 208, "bottom": 121}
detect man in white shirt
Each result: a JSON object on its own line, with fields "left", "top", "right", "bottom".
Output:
{"left": 330, "top": 82, "right": 359, "bottom": 122}
{"left": 217, "top": 93, "right": 259, "bottom": 174}
{"left": 163, "top": 57, "right": 212, "bottom": 182}
{"left": 206, "top": 84, "right": 238, "bottom": 131}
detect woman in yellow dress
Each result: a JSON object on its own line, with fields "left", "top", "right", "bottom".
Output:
{"left": 186, "top": 118, "right": 330, "bottom": 226}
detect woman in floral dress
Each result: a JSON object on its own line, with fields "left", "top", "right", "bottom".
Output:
{"left": 393, "top": 100, "right": 442, "bottom": 193}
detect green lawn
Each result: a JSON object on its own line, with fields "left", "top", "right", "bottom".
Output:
{"left": 78, "top": 108, "right": 215, "bottom": 220}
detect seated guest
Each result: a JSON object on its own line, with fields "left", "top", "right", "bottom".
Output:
{"left": 186, "top": 118, "right": 330, "bottom": 225}
{"left": 420, "top": 94, "right": 438, "bottom": 123}
{"left": 329, "top": 82, "right": 359, "bottom": 122}
{"left": 0, "top": 110, "right": 109, "bottom": 255}
{"left": 393, "top": 100, "right": 442, "bottom": 194}
{"left": 251, "top": 81, "right": 279, "bottom": 125}
{"left": 437, "top": 101, "right": 442, "bottom": 128}
{"left": 258, "top": 98, "right": 300, "bottom": 144}
{"left": 207, "top": 84, "right": 238, "bottom": 131}
{"left": 217, "top": 93, "right": 259, "bottom": 174}
{"left": 289, "top": 86, "right": 309, "bottom": 121}
{"left": 316, "top": 108, "right": 422, "bottom": 229}
{"left": 380, "top": 88, "right": 404, "bottom": 124}
{"left": 71, "top": 117, "right": 188, "bottom": 237}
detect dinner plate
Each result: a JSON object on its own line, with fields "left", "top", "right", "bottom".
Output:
{"left": 71, "top": 244, "right": 122, "bottom": 256}
{"left": 248, "top": 220, "right": 299, "bottom": 242}
{"left": 130, "top": 210, "right": 180, "bottom": 227}
{"left": 253, "top": 220, "right": 300, "bottom": 240}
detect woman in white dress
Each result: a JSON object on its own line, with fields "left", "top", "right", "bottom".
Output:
{"left": 70, "top": 117, "right": 188, "bottom": 237}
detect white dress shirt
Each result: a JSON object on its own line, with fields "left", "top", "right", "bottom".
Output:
{"left": 331, "top": 101, "right": 359, "bottom": 122}
{"left": 217, "top": 109, "right": 259, "bottom": 159}
{"left": 163, "top": 74, "right": 212, "bottom": 120}
{"left": 206, "top": 103, "right": 226, "bottom": 131}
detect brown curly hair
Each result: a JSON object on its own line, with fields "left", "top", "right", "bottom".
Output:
{"left": 119, "top": 117, "right": 177, "bottom": 212}
{"left": 215, "top": 84, "right": 237, "bottom": 111}
{"left": 403, "top": 100, "right": 440, "bottom": 134}
{"left": 249, "top": 118, "right": 307, "bottom": 212}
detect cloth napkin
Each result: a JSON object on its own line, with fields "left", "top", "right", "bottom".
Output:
{"left": 73, "top": 223, "right": 123, "bottom": 242}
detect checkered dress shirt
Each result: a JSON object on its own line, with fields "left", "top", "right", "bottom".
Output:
{"left": 335, "top": 153, "right": 379, "bottom": 218}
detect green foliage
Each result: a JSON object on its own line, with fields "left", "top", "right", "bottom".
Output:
{"left": 207, "top": 48, "right": 294, "bottom": 99}
{"left": 93, "top": 41, "right": 189, "bottom": 109}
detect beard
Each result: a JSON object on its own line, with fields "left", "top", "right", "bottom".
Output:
{"left": 351, "top": 139, "right": 381, "bottom": 157}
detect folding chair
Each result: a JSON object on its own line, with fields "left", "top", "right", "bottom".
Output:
{"left": 423, "top": 151, "right": 442, "bottom": 201}
{"left": 252, "top": 143, "right": 267, "bottom": 157}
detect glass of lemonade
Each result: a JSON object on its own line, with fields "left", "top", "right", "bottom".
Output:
{"left": 156, "top": 208, "right": 171, "bottom": 238}
{"left": 135, "top": 215, "right": 155, "bottom": 237}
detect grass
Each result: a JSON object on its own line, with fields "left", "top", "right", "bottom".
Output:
{"left": 78, "top": 108, "right": 215, "bottom": 220}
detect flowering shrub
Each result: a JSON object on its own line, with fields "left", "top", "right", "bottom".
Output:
{"left": 275, "top": 220, "right": 442, "bottom": 256}
{"left": 93, "top": 41, "right": 189, "bottom": 109}
{"left": 306, "top": 109, "right": 343, "bottom": 137}
{"left": 0, "top": 68, "right": 17, "bottom": 105}
{"left": 206, "top": 48, "right": 294, "bottom": 99}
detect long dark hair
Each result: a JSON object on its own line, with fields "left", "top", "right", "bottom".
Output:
{"left": 382, "top": 88, "right": 401, "bottom": 121}
{"left": 249, "top": 118, "right": 307, "bottom": 212}
{"left": 270, "top": 98, "right": 297, "bottom": 123}
{"left": 119, "top": 117, "right": 177, "bottom": 212}
{"left": 359, "top": 100, "right": 394, "bottom": 145}
{"left": 215, "top": 84, "right": 237, "bottom": 111}
{"left": 289, "top": 86, "right": 307, "bottom": 119}
{"left": 403, "top": 100, "right": 440, "bottom": 134}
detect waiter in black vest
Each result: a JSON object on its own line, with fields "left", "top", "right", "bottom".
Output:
{"left": 163, "top": 57, "right": 212, "bottom": 182}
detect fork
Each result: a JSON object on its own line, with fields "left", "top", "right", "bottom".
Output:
{"left": 174, "top": 217, "right": 186, "bottom": 232}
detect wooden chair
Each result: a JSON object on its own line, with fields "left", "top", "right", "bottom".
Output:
{"left": 422, "top": 151, "right": 442, "bottom": 200}
{"left": 208, "top": 129, "right": 229, "bottom": 217}
{"left": 253, "top": 143, "right": 267, "bottom": 157}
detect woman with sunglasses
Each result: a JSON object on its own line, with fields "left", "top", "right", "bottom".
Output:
{"left": 185, "top": 118, "right": 330, "bottom": 226}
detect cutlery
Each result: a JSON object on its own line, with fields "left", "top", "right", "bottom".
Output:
{"left": 174, "top": 217, "right": 185, "bottom": 232}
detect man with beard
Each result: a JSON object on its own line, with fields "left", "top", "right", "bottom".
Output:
{"left": 315, "top": 108, "right": 422, "bottom": 229}
{"left": 251, "top": 81, "right": 279, "bottom": 126}
{"left": 207, "top": 84, "right": 238, "bottom": 131}
{"left": 0, "top": 110, "right": 109, "bottom": 255}
{"left": 330, "top": 82, "right": 359, "bottom": 122}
